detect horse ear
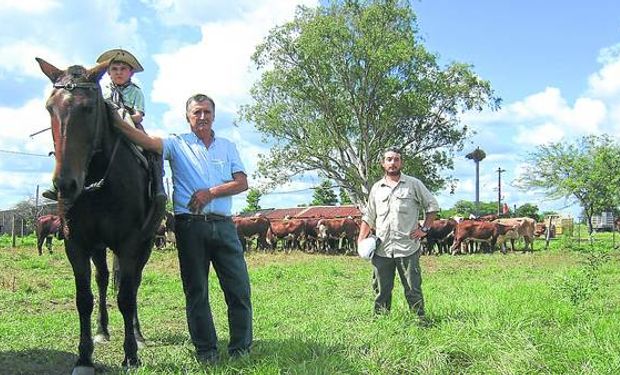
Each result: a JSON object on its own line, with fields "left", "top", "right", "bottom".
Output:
{"left": 35, "top": 57, "right": 63, "bottom": 83}
{"left": 86, "top": 61, "right": 109, "bottom": 82}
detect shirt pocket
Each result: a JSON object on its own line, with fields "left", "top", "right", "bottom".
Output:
{"left": 395, "top": 189, "right": 413, "bottom": 213}
{"left": 207, "top": 158, "right": 232, "bottom": 182}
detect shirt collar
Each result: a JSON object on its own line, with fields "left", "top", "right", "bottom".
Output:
{"left": 380, "top": 174, "right": 403, "bottom": 187}
{"left": 189, "top": 130, "right": 216, "bottom": 144}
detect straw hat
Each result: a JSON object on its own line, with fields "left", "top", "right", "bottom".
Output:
{"left": 96, "top": 49, "right": 144, "bottom": 72}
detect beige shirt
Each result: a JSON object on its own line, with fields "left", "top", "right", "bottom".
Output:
{"left": 362, "top": 173, "right": 440, "bottom": 258}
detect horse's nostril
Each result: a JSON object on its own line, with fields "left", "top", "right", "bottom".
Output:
{"left": 56, "top": 178, "right": 79, "bottom": 199}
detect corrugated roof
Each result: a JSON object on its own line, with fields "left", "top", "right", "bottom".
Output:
{"left": 298, "top": 205, "right": 362, "bottom": 218}
{"left": 263, "top": 207, "right": 307, "bottom": 220}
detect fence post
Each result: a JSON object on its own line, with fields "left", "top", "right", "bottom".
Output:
{"left": 11, "top": 215, "right": 16, "bottom": 248}
{"left": 544, "top": 216, "right": 553, "bottom": 249}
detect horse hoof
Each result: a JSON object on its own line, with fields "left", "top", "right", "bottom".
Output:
{"left": 122, "top": 358, "right": 141, "bottom": 368}
{"left": 94, "top": 333, "right": 110, "bottom": 344}
{"left": 72, "top": 366, "right": 95, "bottom": 375}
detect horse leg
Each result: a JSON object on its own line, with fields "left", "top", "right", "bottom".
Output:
{"left": 91, "top": 247, "right": 110, "bottom": 344}
{"left": 116, "top": 255, "right": 141, "bottom": 368}
{"left": 37, "top": 236, "right": 45, "bottom": 256}
{"left": 65, "top": 243, "right": 95, "bottom": 374}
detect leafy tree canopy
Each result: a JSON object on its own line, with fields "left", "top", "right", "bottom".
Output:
{"left": 514, "top": 203, "right": 541, "bottom": 221}
{"left": 241, "top": 0, "right": 500, "bottom": 206}
{"left": 241, "top": 188, "right": 263, "bottom": 214}
{"left": 516, "top": 134, "right": 620, "bottom": 233}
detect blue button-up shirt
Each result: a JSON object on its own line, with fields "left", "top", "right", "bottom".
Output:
{"left": 162, "top": 132, "right": 245, "bottom": 216}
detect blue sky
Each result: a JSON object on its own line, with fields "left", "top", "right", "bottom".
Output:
{"left": 1, "top": 0, "right": 619, "bottom": 219}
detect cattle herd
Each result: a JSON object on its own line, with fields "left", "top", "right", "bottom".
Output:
{"left": 35, "top": 213, "right": 544, "bottom": 256}
{"left": 233, "top": 214, "right": 540, "bottom": 256}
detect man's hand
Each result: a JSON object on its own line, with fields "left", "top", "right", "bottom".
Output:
{"left": 188, "top": 188, "right": 215, "bottom": 214}
{"left": 410, "top": 228, "right": 427, "bottom": 240}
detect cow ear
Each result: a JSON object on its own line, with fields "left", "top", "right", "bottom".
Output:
{"left": 35, "top": 58, "right": 63, "bottom": 83}
{"left": 86, "top": 60, "right": 109, "bottom": 82}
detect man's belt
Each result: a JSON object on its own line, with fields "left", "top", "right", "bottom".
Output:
{"left": 175, "top": 213, "right": 230, "bottom": 222}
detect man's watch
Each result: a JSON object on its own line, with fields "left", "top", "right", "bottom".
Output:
{"left": 420, "top": 226, "right": 430, "bottom": 233}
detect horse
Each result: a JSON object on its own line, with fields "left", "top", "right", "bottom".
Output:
{"left": 35, "top": 214, "right": 63, "bottom": 255}
{"left": 36, "top": 58, "right": 165, "bottom": 374}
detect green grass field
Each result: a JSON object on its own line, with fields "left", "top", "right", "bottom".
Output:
{"left": 1, "top": 235, "right": 620, "bottom": 374}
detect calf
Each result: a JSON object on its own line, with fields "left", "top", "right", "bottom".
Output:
{"left": 494, "top": 217, "right": 536, "bottom": 252}
{"left": 451, "top": 220, "right": 513, "bottom": 255}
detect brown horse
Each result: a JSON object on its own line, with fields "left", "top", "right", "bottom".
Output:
{"left": 35, "top": 214, "right": 63, "bottom": 255}
{"left": 36, "top": 58, "right": 164, "bottom": 374}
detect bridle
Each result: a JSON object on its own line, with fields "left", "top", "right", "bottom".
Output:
{"left": 52, "top": 79, "right": 121, "bottom": 193}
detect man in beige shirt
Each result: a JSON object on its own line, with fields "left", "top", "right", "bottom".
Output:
{"left": 358, "top": 148, "right": 439, "bottom": 318}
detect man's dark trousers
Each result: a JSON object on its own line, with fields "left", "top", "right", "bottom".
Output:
{"left": 175, "top": 216, "right": 253, "bottom": 356}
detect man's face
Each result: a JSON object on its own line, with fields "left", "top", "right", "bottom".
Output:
{"left": 187, "top": 100, "right": 215, "bottom": 138}
{"left": 108, "top": 62, "right": 133, "bottom": 85}
{"left": 381, "top": 151, "right": 402, "bottom": 176}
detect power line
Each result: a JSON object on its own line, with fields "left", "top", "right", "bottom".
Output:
{"left": 0, "top": 149, "right": 51, "bottom": 157}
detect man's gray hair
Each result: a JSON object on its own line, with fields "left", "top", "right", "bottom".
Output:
{"left": 185, "top": 94, "right": 215, "bottom": 113}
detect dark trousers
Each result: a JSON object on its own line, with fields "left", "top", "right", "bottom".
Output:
{"left": 175, "top": 216, "right": 253, "bottom": 355}
{"left": 371, "top": 251, "right": 425, "bottom": 316}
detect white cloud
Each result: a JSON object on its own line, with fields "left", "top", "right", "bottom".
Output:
{"left": 152, "top": 0, "right": 317, "bottom": 123}
{"left": 589, "top": 44, "right": 620, "bottom": 98}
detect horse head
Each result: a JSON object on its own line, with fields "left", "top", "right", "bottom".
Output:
{"left": 36, "top": 58, "right": 109, "bottom": 208}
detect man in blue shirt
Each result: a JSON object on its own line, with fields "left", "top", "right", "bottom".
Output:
{"left": 112, "top": 93, "right": 252, "bottom": 364}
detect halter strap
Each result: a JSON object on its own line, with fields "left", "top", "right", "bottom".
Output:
{"left": 53, "top": 81, "right": 99, "bottom": 91}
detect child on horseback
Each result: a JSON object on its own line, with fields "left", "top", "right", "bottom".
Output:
{"left": 43, "top": 49, "right": 167, "bottom": 211}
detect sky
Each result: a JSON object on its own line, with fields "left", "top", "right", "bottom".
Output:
{"left": 1, "top": 0, "right": 619, "bottom": 219}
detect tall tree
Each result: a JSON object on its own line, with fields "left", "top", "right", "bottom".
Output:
{"left": 311, "top": 180, "right": 338, "bottom": 206}
{"left": 241, "top": 188, "right": 263, "bottom": 214}
{"left": 514, "top": 203, "right": 541, "bottom": 221}
{"left": 339, "top": 187, "right": 353, "bottom": 205}
{"left": 516, "top": 135, "right": 620, "bottom": 234}
{"left": 452, "top": 200, "right": 497, "bottom": 217}
{"left": 241, "top": 0, "right": 500, "bottom": 206}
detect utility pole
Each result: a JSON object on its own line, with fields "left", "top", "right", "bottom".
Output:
{"left": 497, "top": 167, "right": 506, "bottom": 215}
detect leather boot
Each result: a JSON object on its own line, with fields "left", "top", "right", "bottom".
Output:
{"left": 42, "top": 185, "right": 58, "bottom": 201}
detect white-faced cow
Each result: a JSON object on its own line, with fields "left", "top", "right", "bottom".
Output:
{"left": 316, "top": 218, "right": 359, "bottom": 254}
{"left": 233, "top": 216, "right": 270, "bottom": 252}
{"left": 267, "top": 218, "right": 306, "bottom": 252}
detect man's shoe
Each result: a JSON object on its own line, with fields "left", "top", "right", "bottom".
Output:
{"left": 42, "top": 187, "right": 58, "bottom": 201}
{"left": 196, "top": 350, "right": 219, "bottom": 365}
{"left": 229, "top": 348, "right": 250, "bottom": 360}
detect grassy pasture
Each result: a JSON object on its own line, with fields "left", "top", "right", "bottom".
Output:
{"left": 1, "top": 235, "right": 620, "bottom": 374}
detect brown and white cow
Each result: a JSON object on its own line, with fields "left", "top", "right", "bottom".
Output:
{"left": 267, "top": 218, "right": 306, "bottom": 252}
{"left": 303, "top": 218, "right": 322, "bottom": 252}
{"left": 35, "top": 214, "right": 63, "bottom": 255}
{"left": 316, "top": 217, "right": 359, "bottom": 254}
{"left": 494, "top": 217, "right": 536, "bottom": 252}
{"left": 233, "top": 216, "right": 271, "bottom": 252}
{"left": 450, "top": 220, "right": 514, "bottom": 255}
